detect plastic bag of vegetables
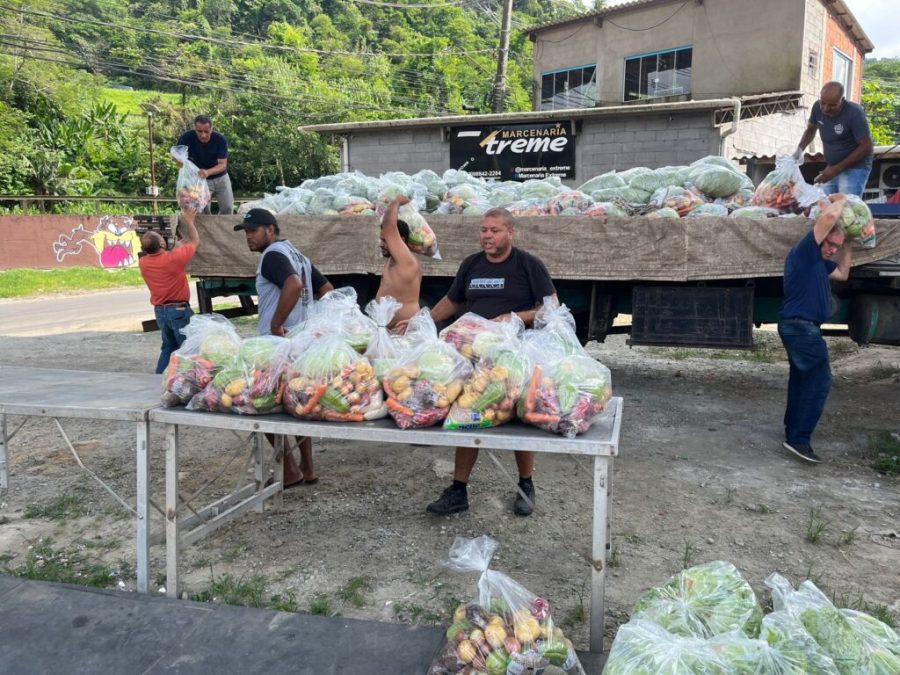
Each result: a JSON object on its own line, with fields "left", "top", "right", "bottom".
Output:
{"left": 503, "top": 199, "right": 549, "bottom": 216}
{"left": 531, "top": 296, "right": 582, "bottom": 356}
{"left": 647, "top": 207, "right": 681, "bottom": 219}
{"left": 686, "top": 163, "right": 753, "bottom": 199}
{"left": 686, "top": 203, "right": 730, "bottom": 218}
{"left": 585, "top": 201, "right": 629, "bottom": 217}
{"left": 439, "top": 312, "right": 511, "bottom": 362}
{"left": 766, "top": 572, "right": 900, "bottom": 674}
{"left": 283, "top": 333, "right": 385, "bottom": 422}
{"left": 707, "top": 629, "right": 841, "bottom": 674}
{"left": 750, "top": 154, "right": 822, "bottom": 213}
{"left": 170, "top": 145, "right": 210, "bottom": 211}
{"left": 809, "top": 194, "right": 877, "bottom": 248}
{"left": 578, "top": 171, "right": 626, "bottom": 193}
{"left": 161, "top": 314, "right": 241, "bottom": 407}
{"left": 730, "top": 206, "right": 781, "bottom": 219}
{"left": 428, "top": 536, "right": 584, "bottom": 675}
{"left": 338, "top": 196, "right": 375, "bottom": 216}
{"left": 632, "top": 561, "right": 763, "bottom": 639}
{"left": 382, "top": 311, "right": 472, "bottom": 429}
{"left": 590, "top": 186, "right": 652, "bottom": 205}
{"left": 186, "top": 335, "right": 291, "bottom": 415}
{"left": 290, "top": 287, "right": 376, "bottom": 353}
{"left": 547, "top": 190, "right": 594, "bottom": 215}
{"left": 443, "top": 317, "right": 528, "bottom": 430}
{"left": 649, "top": 186, "right": 706, "bottom": 216}
{"left": 603, "top": 619, "right": 729, "bottom": 674}
{"left": 629, "top": 166, "right": 685, "bottom": 193}
{"left": 714, "top": 187, "right": 754, "bottom": 211}
{"left": 397, "top": 204, "right": 441, "bottom": 259}
{"left": 756, "top": 611, "right": 841, "bottom": 674}
{"left": 363, "top": 296, "right": 403, "bottom": 380}
{"left": 519, "top": 178, "right": 563, "bottom": 201}
{"left": 438, "top": 184, "right": 488, "bottom": 214}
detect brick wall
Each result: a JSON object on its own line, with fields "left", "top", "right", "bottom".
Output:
{"left": 0, "top": 215, "right": 142, "bottom": 270}
{"left": 343, "top": 111, "right": 724, "bottom": 187}
{"left": 822, "top": 9, "right": 864, "bottom": 101}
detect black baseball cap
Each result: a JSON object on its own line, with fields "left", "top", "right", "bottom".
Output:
{"left": 234, "top": 208, "right": 278, "bottom": 231}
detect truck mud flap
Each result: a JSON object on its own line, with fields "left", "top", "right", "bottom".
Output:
{"left": 848, "top": 294, "right": 900, "bottom": 346}
{"left": 629, "top": 285, "right": 754, "bottom": 349}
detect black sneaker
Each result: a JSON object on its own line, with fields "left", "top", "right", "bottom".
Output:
{"left": 783, "top": 441, "right": 822, "bottom": 464}
{"left": 513, "top": 482, "right": 535, "bottom": 517}
{"left": 426, "top": 485, "right": 469, "bottom": 515}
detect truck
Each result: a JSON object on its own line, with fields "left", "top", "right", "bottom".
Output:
{"left": 137, "top": 206, "right": 900, "bottom": 349}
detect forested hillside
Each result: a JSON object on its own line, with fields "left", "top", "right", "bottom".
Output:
{"left": 0, "top": 0, "right": 590, "bottom": 201}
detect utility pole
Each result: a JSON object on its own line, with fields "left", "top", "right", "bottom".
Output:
{"left": 492, "top": 0, "right": 514, "bottom": 113}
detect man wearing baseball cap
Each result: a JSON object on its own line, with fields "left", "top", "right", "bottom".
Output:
{"left": 235, "top": 208, "right": 333, "bottom": 486}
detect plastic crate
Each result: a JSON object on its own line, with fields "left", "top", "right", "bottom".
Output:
{"left": 629, "top": 285, "right": 754, "bottom": 348}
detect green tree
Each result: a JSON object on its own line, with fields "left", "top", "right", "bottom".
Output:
{"left": 861, "top": 81, "right": 899, "bottom": 145}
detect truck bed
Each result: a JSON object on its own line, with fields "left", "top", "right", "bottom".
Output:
{"left": 185, "top": 214, "right": 900, "bottom": 282}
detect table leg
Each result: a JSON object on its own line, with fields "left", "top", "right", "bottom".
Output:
{"left": 0, "top": 413, "right": 8, "bottom": 490}
{"left": 253, "top": 432, "right": 265, "bottom": 514}
{"left": 165, "top": 423, "right": 180, "bottom": 599}
{"left": 590, "top": 455, "right": 611, "bottom": 653}
{"left": 273, "top": 434, "right": 284, "bottom": 510}
{"left": 135, "top": 420, "right": 150, "bottom": 594}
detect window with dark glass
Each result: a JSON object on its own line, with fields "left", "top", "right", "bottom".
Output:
{"left": 623, "top": 46, "right": 692, "bottom": 102}
{"left": 540, "top": 65, "right": 597, "bottom": 110}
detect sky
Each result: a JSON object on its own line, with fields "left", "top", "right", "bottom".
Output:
{"left": 843, "top": 0, "right": 899, "bottom": 59}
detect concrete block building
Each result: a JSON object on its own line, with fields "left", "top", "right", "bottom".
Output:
{"left": 304, "top": 0, "right": 874, "bottom": 185}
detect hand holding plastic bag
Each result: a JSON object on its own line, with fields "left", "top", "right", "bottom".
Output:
{"left": 751, "top": 154, "right": 823, "bottom": 213}
{"left": 161, "top": 314, "right": 241, "bottom": 407}
{"left": 429, "top": 536, "right": 584, "bottom": 675}
{"left": 809, "top": 194, "right": 877, "bottom": 248}
{"left": 170, "top": 145, "right": 210, "bottom": 211}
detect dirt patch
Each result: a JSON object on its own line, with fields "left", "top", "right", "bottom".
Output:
{"left": 1, "top": 326, "right": 898, "bottom": 651}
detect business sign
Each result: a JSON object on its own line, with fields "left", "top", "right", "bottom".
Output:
{"left": 449, "top": 122, "right": 575, "bottom": 181}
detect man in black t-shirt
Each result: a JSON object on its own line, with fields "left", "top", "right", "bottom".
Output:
{"left": 176, "top": 115, "right": 234, "bottom": 214}
{"left": 425, "top": 207, "right": 557, "bottom": 517}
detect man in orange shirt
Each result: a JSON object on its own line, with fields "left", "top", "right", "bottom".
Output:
{"left": 139, "top": 208, "right": 200, "bottom": 373}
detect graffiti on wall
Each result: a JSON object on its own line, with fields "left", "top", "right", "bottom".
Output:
{"left": 52, "top": 215, "right": 141, "bottom": 268}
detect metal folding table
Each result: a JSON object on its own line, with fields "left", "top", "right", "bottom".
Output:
{"left": 0, "top": 366, "right": 161, "bottom": 593}
{"left": 149, "top": 397, "right": 623, "bottom": 652}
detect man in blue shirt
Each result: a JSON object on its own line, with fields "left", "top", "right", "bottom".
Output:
{"left": 176, "top": 115, "right": 233, "bottom": 215}
{"left": 794, "top": 81, "right": 874, "bottom": 197}
{"left": 778, "top": 195, "right": 852, "bottom": 463}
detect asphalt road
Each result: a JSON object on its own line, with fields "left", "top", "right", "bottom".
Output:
{"left": 0, "top": 286, "right": 201, "bottom": 336}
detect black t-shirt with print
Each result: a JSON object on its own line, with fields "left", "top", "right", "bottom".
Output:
{"left": 447, "top": 247, "right": 555, "bottom": 319}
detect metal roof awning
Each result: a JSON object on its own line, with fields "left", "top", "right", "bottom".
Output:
{"left": 301, "top": 91, "right": 802, "bottom": 134}
{"left": 738, "top": 145, "right": 900, "bottom": 163}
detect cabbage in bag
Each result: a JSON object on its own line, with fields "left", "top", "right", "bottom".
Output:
{"left": 809, "top": 194, "right": 876, "bottom": 248}
{"left": 161, "top": 314, "right": 241, "bottom": 407}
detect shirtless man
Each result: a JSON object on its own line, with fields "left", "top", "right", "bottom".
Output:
{"left": 376, "top": 195, "right": 422, "bottom": 326}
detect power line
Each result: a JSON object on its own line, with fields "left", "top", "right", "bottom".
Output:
{"left": 604, "top": 1, "right": 689, "bottom": 32}
{"left": 347, "top": 0, "right": 468, "bottom": 7}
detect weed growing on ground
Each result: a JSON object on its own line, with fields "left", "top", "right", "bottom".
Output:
{"left": 832, "top": 590, "right": 896, "bottom": 628}
{"left": 5, "top": 540, "right": 122, "bottom": 588}
{"left": 833, "top": 525, "right": 859, "bottom": 549}
{"left": 309, "top": 594, "right": 332, "bottom": 615}
{"left": 608, "top": 544, "right": 621, "bottom": 568}
{"left": 392, "top": 602, "right": 443, "bottom": 624}
{"left": 681, "top": 541, "right": 698, "bottom": 569}
{"left": 24, "top": 494, "right": 84, "bottom": 520}
{"left": 864, "top": 431, "right": 900, "bottom": 475}
{"left": 209, "top": 574, "right": 267, "bottom": 608}
{"left": 337, "top": 576, "right": 371, "bottom": 608}
{"left": 805, "top": 507, "right": 829, "bottom": 544}
{"left": 269, "top": 590, "right": 299, "bottom": 613}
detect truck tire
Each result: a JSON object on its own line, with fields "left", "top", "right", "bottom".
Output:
{"left": 848, "top": 295, "right": 900, "bottom": 346}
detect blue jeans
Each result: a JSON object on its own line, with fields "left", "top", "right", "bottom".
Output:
{"left": 819, "top": 164, "right": 871, "bottom": 198}
{"left": 155, "top": 305, "right": 193, "bottom": 374}
{"left": 778, "top": 319, "right": 832, "bottom": 447}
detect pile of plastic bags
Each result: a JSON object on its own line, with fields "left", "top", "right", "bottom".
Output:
{"left": 604, "top": 562, "right": 900, "bottom": 674}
